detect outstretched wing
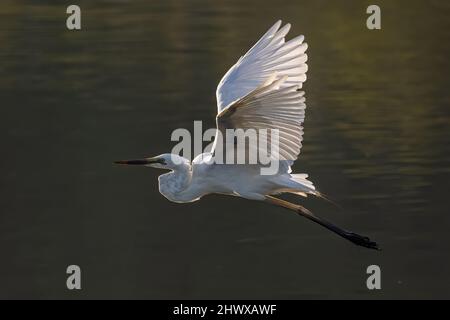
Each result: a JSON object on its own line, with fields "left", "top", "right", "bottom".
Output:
{"left": 216, "top": 20, "right": 308, "bottom": 113}
{"left": 213, "top": 75, "right": 305, "bottom": 162}
{"left": 212, "top": 21, "right": 308, "bottom": 163}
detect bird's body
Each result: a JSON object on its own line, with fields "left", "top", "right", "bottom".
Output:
{"left": 116, "top": 20, "right": 379, "bottom": 249}
{"left": 157, "top": 153, "right": 314, "bottom": 203}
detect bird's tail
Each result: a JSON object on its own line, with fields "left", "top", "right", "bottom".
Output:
{"left": 290, "top": 173, "right": 315, "bottom": 191}
{"left": 288, "top": 174, "right": 341, "bottom": 208}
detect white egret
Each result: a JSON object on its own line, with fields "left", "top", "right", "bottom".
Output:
{"left": 116, "top": 21, "right": 379, "bottom": 250}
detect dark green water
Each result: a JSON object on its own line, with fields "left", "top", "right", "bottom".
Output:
{"left": 1, "top": 0, "right": 449, "bottom": 298}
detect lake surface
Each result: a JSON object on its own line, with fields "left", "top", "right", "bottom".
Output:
{"left": 1, "top": 0, "right": 449, "bottom": 299}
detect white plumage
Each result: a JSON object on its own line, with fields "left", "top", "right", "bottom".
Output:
{"left": 116, "top": 21, "right": 379, "bottom": 250}
{"left": 216, "top": 20, "right": 308, "bottom": 112}
{"left": 156, "top": 20, "right": 313, "bottom": 202}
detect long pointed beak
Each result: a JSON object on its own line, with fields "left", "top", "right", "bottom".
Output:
{"left": 114, "top": 158, "right": 157, "bottom": 166}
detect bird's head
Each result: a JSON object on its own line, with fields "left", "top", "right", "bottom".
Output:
{"left": 114, "top": 153, "right": 187, "bottom": 170}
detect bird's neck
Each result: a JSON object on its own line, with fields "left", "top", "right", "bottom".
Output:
{"left": 158, "top": 161, "right": 193, "bottom": 201}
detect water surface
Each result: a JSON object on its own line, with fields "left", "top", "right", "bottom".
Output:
{"left": 1, "top": 0, "right": 449, "bottom": 298}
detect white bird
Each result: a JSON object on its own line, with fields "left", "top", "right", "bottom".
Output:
{"left": 116, "top": 20, "right": 379, "bottom": 250}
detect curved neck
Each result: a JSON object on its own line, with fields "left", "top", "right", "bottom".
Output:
{"left": 158, "top": 160, "right": 192, "bottom": 200}
{"left": 171, "top": 161, "right": 192, "bottom": 186}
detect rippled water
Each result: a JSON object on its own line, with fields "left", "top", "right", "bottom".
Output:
{"left": 1, "top": 0, "right": 449, "bottom": 298}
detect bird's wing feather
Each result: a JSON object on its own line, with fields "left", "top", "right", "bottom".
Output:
{"left": 213, "top": 75, "right": 306, "bottom": 162}
{"left": 215, "top": 20, "right": 308, "bottom": 113}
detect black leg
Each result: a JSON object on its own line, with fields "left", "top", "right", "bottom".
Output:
{"left": 265, "top": 196, "right": 380, "bottom": 250}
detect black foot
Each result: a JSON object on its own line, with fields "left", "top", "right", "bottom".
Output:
{"left": 344, "top": 231, "right": 380, "bottom": 250}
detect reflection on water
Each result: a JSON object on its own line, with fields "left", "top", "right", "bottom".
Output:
{"left": 1, "top": 0, "right": 449, "bottom": 298}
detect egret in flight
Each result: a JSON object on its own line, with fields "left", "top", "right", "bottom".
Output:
{"left": 116, "top": 21, "right": 379, "bottom": 250}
